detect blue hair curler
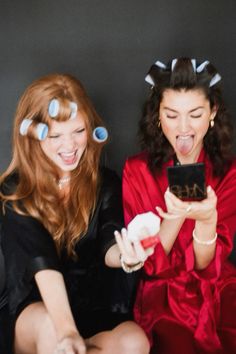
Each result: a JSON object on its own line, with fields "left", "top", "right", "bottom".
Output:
{"left": 196, "top": 60, "right": 209, "bottom": 73}
{"left": 191, "top": 59, "right": 197, "bottom": 72}
{"left": 154, "top": 60, "right": 167, "bottom": 69}
{"left": 93, "top": 127, "right": 108, "bottom": 143}
{"left": 69, "top": 101, "right": 78, "bottom": 119}
{"left": 48, "top": 98, "right": 60, "bottom": 118}
{"left": 36, "top": 123, "right": 48, "bottom": 140}
{"left": 145, "top": 74, "right": 155, "bottom": 86}
{"left": 209, "top": 73, "right": 221, "bottom": 87}
{"left": 171, "top": 58, "right": 178, "bottom": 72}
{"left": 20, "top": 118, "right": 33, "bottom": 136}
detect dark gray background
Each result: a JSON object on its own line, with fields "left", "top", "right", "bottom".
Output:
{"left": 0, "top": 0, "right": 236, "bottom": 175}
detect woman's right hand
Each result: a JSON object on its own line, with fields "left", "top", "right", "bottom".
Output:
{"left": 114, "top": 228, "right": 155, "bottom": 265}
{"left": 54, "top": 333, "right": 86, "bottom": 354}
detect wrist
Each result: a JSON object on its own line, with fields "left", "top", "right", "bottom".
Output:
{"left": 56, "top": 323, "right": 78, "bottom": 341}
{"left": 192, "top": 228, "right": 217, "bottom": 246}
{"left": 198, "top": 210, "right": 217, "bottom": 225}
{"left": 120, "top": 254, "right": 144, "bottom": 273}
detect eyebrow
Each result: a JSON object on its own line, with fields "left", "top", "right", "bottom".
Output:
{"left": 163, "top": 106, "right": 204, "bottom": 113}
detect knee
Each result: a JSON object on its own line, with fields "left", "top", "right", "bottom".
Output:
{"left": 15, "top": 303, "right": 57, "bottom": 354}
{"left": 116, "top": 322, "right": 150, "bottom": 354}
{"left": 35, "top": 310, "right": 58, "bottom": 354}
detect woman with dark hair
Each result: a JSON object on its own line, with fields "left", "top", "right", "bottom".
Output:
{"left": 0, "top": 74, "right": 150, "bottom": 354}
{"left": 115, "top": 58, "right": 236, "bottom": 353}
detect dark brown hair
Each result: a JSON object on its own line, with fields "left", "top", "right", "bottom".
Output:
{"left": 139, "top": 57, "right": 233, "bottom": 176}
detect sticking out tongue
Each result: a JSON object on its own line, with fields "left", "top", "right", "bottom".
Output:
{"left": 176, "top": 136, "right": 194, "bottom": 155}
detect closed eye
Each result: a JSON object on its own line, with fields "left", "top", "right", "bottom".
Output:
{"left": 49, "top": 135, "right": 60, "bottom": 139}
{"left": 190, "top": 114, "right": 202, "bottom": 118}
{"left": 76, "top": 128, "right": 85, "bottom": 133}
{"left": 167, "top": 115, "right": 177, "bottom": 119}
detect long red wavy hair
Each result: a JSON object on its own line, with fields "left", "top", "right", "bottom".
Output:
{"left": 0, "top": 74, "right": 107, "bottom": 256}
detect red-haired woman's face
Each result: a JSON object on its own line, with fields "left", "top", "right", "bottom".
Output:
{"left": 159, "top": 88, "right": 217, "bottom": 164}
{"left": 40, "top": 112, "right": 87, "bottom": 177}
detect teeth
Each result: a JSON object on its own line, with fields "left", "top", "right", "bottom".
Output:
{"left": 60, "top": 152, "right": 75, "bottom": 157}
{"left": 177, "top": 135, "right": 192, "bottom": 140}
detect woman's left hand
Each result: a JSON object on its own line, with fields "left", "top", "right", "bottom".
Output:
{"left": 54, "top": 333, "right": 87, "bottom": 354}
{"left": 156, "top": 185, "right": 217, "bottom": 222}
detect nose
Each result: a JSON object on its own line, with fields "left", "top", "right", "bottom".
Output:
{"left": 61, "top": 135, "right": 76, "bottom": 150}
{"left": 179, "top": 117, "right": 191, "bottom": 133}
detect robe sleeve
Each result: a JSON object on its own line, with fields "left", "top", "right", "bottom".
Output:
{"left": 96, "top": 168, "right": 138, "bottom": 313}
{"left": 185, "top": 162, "right": 236, "bottom": 279}
{"left": 1, "top": 204, "right": 60, "bottom": 315}
{"left": 123, "top": 158, "right": 171, "bottom": 276}
{"left": 97, "top": 168, "right": 124, "bottom": 257}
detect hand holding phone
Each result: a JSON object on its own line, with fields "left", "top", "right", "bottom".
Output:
{"left": 167, "top": 162, "right": 207, "bottom": 201}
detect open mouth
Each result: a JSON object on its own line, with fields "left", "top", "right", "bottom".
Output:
{"left": 59, "top": 150, "right": 78, "bottom": 165}
{"left": 177, "top": 134, "right": 194, "bottom": 139}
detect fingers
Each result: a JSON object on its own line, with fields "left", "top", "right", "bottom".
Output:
{"left": 114, "top": 228, "right": 154, "bottom": 264}
{"left": 207, "top": 185, "right": 213, "bottom": 195}
{"left": 165, "top": 189, "right": 185, "bottom": 207}
{"left": 156, "top": 206, "right": 182, "bottom": 220}
{"left": 165, "top": 190, "right": 190, "bottom": 216}
{"left": 194, "top": 185, "right": 217, "bottom": 209}
{"left": 56, "top": 345, "right": 85, "bottom": 354}
{"left": 132, "top": 240, "right": 149, "bottom": 262}
{"left": 55, "top": 335, "right": 86, "bottom": 354}
{"left": 156, "top": 195, "right": 189, "bottom": 219}
{"left": 158, "top": 185, "right": 217, "bottom": 222}
{"left": 185, "top": 203, "right": 192, "bottom": 213}
{"left": 114, "top": 229, "right": 139, "bottom": 263}
{"left": 206, "top": 185, "right": 217, "bottom": 202}
{"left": 114, "top": 228, "right": 134, "bottom": 255}
{"left": 145, "top": 247, "right": 155, "bottom": 257}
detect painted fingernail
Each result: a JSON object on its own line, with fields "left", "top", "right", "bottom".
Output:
{"left": 121, "top": 228, "right": 127, "bottom": 235}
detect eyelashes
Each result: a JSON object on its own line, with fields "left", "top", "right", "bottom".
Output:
{"left": 190, "top": 115, "right": 202, "bottom": 119}
{"left": 166, "top": 115, "right": 177, "bottom": 119}
{"left": 166, "top": 114, "right": 203, "bottom": 119}
{"left": 49, "top": 128, "right": 86, "bottom": 138}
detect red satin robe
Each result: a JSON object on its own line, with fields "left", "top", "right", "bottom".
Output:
{"left": 123, "top": 150, "right": 236, "bottom": 353}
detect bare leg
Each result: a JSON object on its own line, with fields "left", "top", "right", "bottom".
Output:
{"left": 14, "top": 302, "right": 57, "bottom": 354}
{"left": 86, "top": 321, "right": 150, "bottom": 354}
{"left": 15, "top": 303, "right": 149, "bottom": 354}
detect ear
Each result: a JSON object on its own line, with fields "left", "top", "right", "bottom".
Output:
{"left": 210, "top": 105, "right": 218, "bottom": 121}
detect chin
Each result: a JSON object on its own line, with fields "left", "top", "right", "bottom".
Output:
{"left": 60, "top": 163, "right": 79, "bottom": 172}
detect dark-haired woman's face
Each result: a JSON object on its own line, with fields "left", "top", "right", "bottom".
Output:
{"left": 159, "top": 88, "right": 216, "bottom": 164}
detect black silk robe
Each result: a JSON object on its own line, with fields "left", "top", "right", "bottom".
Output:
{"left": 0, "top": 167, "right": 136, "bottom": 350}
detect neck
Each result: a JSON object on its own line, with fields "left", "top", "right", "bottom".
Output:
{"left": 58, "top": 176, "right": 71, "bottom": 190}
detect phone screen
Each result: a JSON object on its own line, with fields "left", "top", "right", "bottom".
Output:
{"left": 167, "top": 162, "right": 207, "bottom": 201}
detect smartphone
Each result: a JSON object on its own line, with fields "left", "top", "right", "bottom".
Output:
{"left": 167, "top": 162, "right": 207, "bottom": 201}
